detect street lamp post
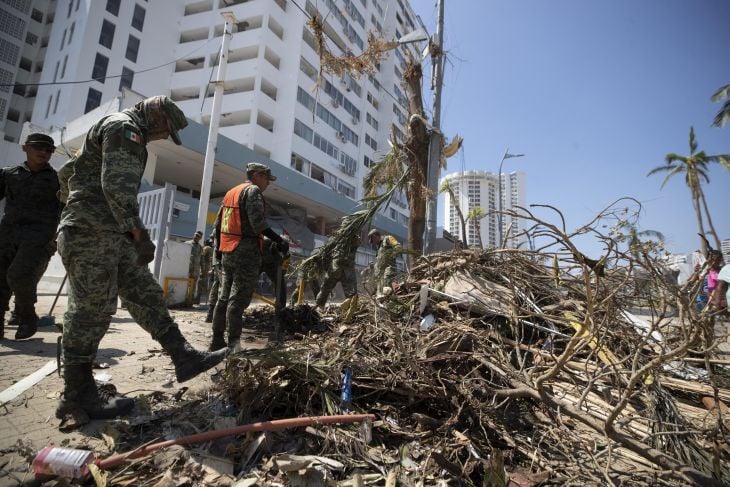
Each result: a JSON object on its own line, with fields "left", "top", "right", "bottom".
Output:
{"left": 497, "top": 149, "right": 524, "bottom": 247}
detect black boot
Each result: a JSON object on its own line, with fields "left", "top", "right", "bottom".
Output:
{"left": 7, "top": 310, "right": 17, "bottom": 328}
{"left": 0, "top": 315, "right": 4, "bottom": 340}
{"left": 209, "top": 305, "right": 226, "bottom": 351}
{"left": 56, "top": 363, "right": 135, "bottom": 419}
{"left": 204, "top": 306, "right": 214, "bottom": 323}
{"left": 14, "top": 305, "right": 38, "bottom": 340}
{"left": 158, "top": 327, "right": 228, "bottom": 382}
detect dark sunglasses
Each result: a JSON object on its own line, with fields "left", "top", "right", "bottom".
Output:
{"left": 28, "top": 144, "right": 55, "bottom": 153}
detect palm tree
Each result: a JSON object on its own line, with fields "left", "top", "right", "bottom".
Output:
{"left": 439, "top": 179, "right": 467, "bottom": 247}
{"left": 466, "top": 207, "right": 486, "bottom": 249}
{"left": 647, "top": 127, "right": 729, "bottom": 254}
{"left": 711, "top": 84, "right": 730, "bottom": 128}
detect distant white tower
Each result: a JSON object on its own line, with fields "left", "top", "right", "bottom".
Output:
{"left": 441, "top": 170, "right": 526, "bottom": 249}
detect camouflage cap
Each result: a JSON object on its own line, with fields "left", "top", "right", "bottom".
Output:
{"left": 144, "top": 95, "right": 188, "bottom": 145}
{"left": 24, "top": 133, "right": 56, "bottom": 148}
{"left": 247, "top": 162, "right": 277, "bottom": 181}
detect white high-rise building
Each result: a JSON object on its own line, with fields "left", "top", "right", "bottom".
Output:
{"left": 0, "top": 0, "right": 56, "bottom": 143}
{"left": 441, "top": 170, "right": 526, "bottom": 249}
{"left": 21, "top": 0, "right": 421, "bottom": 239}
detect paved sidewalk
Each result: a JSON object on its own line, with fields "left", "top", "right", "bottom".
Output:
{"left": 0, "top": 294, "right": 241, "bottom": 486}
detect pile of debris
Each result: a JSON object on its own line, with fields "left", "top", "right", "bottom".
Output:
{"left": 32, "top": 241, "right": 729, "bottom": 486}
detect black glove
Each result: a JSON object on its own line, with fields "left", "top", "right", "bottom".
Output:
{"left": 132, "top": 229, "right": 156, "bottom": 266}
{"left": 45, "top": 240, "right": 58, "bottom": 256}
{"left": 277, "top": 239, "right": 289, "bottom": 255}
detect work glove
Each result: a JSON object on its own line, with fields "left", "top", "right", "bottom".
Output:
{"left": 277, "top": 239, "right": 289, "bottom": 255}
{"left": 132, "top": 229, "right": 156, "bottom": 266}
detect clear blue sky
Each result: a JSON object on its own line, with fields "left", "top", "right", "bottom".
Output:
{"left": 410, "top": 0, "right": 730, "bottom": 257}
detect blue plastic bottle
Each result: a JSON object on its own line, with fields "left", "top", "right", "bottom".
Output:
{"left": 341, "top": 367, "right": 353, "bottom": 411}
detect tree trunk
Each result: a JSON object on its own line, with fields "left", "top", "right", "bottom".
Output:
{"left": 691, "top": 192, "right": 708, "bottom": 256}
{"left": 402, "top": 59, "right": 431, "bottom": 262}
{"left": 698, "top": 188, "right": 722, "bottom": 251}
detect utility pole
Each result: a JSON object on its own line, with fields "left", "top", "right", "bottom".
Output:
{"left": 195, "top": 11, "right": 236, "bottom": 235}
{"left": 423, "top": 0, "right": 445, "bottom": 255}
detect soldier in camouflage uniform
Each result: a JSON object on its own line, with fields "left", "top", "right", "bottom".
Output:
{"left": 260, "top": 235, "right": 288, "bottom": 307}
{"left": 368, "top": 229, "right": 401, "bottom": 294}
{"left": 55, "top": 96, "right": 228, "bottom": 420}
{"left": 315, "top": 232, "right": 360, "bottom": 308}
{"left": 209, "top": 163, "right": 288, "bottom": 350}
{"left": 197, "top": 237, "right": 213, "bottom": 305}
{"left": 205, "top": 237, "right": 222, "bottom": 323}
{"left": 0, "top": 133, "right": 62, "bottom": 340}
{"left": 185, "top": 230, "right": 203, "bottom": 306}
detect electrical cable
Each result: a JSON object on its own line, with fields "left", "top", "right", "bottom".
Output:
{"left": 0, "top": 36, "right": 218, "bottom": 89}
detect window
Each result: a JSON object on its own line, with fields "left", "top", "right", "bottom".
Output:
{"left": 67, "top": 0, "right": 73, "bottom": 17}
{"left": 84, "top": 87, "right": 102, "bottom": 113}
{"left": 131, "top": 4, "right": 146, "bottom": 31}
{"left": 338, "top": 180, "right": 355, "bottom": 198}
{"left": 293, "top": 119, "right": 313, "bottom": 142}
{"left": 30, "top": 8, "right": 43, "bottom": 22}
{"left": 364, "top": 155, "right": 375, "bottom": 168}
{"left": 76, "top": 0, "right": 80, "bottom": 11}
{"left": 60, "top": 29, "right": 66, "bottom": 49}
{"left": 291, "top": 153, "right": 311, "bottom": 175}
{"left": 296, "top": 86, "right": 315, "bottom": 111}
{"left": 91, "top": 53, "right": 109, "bottom": 83}
{"left": 125, "top": 35, "right": 140, "bottom": 62}
{"left": 25, "top": 32, "right": 38, "bottom": 45}
{"left": 61, "top": 55, "right": 68, "bottom": 78}
{"left": 106, "top": 0, "right": 120, "bottom": 15}
{"left": 68, "top": 22, "right": 75, "bottom": 44}
{"left": 99, "top": 19, "right": 115, "bottom": 49}
{"left": 365, "top": 133, "right": 377, "bottom": 151}
{"left": 366, "top": 112, "right": 378, "bottom": 130}
{"left": 119, "top": 67, "right": 134, "bottom": 90}
{"left": 53, "top": 89, "right": 60, "bottom": 114}
{"left": 45, "top": 95, "right": 52, "bottom": 117}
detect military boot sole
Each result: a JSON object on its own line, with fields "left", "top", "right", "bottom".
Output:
{"left": 175, "top": 347, "right": 229, "bottom": 382}
{"left": 15, "top": 323, "right": 37, "bottom": 340}
{"left": 55, "top": 397, "right": 135, "bottom": 419}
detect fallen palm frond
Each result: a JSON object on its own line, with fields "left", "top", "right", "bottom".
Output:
{"left": 35, "top": 198, "right": 729, "bottom": 486}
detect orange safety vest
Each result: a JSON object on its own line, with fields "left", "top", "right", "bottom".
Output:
{"left": 219, "top": 182, "right": 257, "bottom": 253}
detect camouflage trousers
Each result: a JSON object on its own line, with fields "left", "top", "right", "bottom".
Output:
{"left": 261, "top": 260, "right": 287, "bottom": 308}
{"left": 0, "top": 238, "right": 53, "bottom": 312}
{"left": 194, "top": 272, "right": 208, "bottom": 304}
{"left": 58, "top": 227, "right": 177, "bottom": 364}
{"left": 291, "top": 276, "right": 321, "bottom": 305}
{"left": 376, "top": 265, "right": 397, "bottom": 293}
{"left": 315, "top": 262, "right": 357, "bottom": 307}
{"left": 212, "top": 240, "right": 261, "bottom": 342}
{"left": 207, "top": 264, "right": 221, "bottom": 309}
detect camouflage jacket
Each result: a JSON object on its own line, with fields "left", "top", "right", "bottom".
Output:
{"left": 58, "top": 108, "right": 149, "bottom": 233}
{"left": 0, "top": 162, "right": 62, "bottom": 243}
{"left": 330, "top": 234, "right": 360, "bottom": 271}
{"left": 374, "top": 235, "right": 400, "bottom": 273}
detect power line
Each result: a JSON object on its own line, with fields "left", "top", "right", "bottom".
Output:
{"left": 0, "top": 36, "right": 218, "bottom": 89}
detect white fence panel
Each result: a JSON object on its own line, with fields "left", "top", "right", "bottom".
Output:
{"left": 137, "top": 183, "right": 175, "bottom": 280}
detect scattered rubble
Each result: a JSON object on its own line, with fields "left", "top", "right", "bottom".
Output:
{"left": 13, "top": 209, "right": 730, "bottom": 485}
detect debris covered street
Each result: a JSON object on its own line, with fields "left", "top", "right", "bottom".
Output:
{"left": 1, "top": 246, "right": 729, "bottom": 486}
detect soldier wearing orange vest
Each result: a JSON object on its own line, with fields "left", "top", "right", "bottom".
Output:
{"left": 209, "top": 163, "right": 288, "bottom": 350}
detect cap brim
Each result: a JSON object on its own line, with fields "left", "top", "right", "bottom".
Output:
{"left": 267, "top": 174, "right": 277, "bottom": 181}
{"left": 170, "top": 131, "right": 182, "bottom": 145}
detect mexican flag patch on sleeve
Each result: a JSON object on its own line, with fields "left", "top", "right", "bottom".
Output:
{"left": 124, "top": 129, "right": 141, "bottom": 144}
